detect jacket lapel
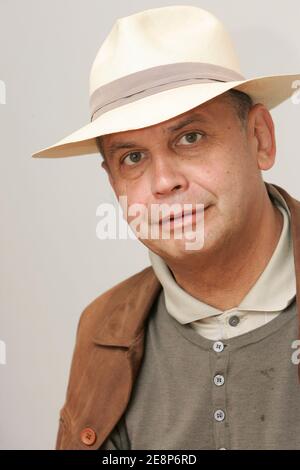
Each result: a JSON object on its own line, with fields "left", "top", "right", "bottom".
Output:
{"left": 64, "top": 267, "right": 162, "bottom": 450}
{"left": 267, "top": 182, "right": 300, "bottom": 381}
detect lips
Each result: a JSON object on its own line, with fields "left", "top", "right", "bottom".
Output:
{"left": 159, "top": 206, "right": 208, "bottom": 225}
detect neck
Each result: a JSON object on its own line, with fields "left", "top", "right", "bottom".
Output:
{"left": 165, "top": 189, "right": 283, "bottom": 311}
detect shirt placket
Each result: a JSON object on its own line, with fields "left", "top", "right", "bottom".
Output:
{"left": 210, "top": 340, "right": 230, "bottom": 450}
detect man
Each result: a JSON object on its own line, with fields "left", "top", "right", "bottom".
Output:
{"left": 32, "top": 6, "right": 300, "bottom": 450}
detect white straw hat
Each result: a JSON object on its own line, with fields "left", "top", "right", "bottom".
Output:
{"left": 32, "top": 4, "right": 300, "bottom": 159}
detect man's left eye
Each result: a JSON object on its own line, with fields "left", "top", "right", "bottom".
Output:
{"left": 178, "top": 132, "right": 203, "bottom": 145}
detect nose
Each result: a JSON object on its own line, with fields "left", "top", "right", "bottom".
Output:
{"left": 150, "top": 152, "right": 189, "bottom": 198}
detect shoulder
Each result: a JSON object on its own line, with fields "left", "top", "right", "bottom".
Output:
{"left": 63, "top": 264, "right": 159, "bottom": 400}
{"left": 58, "top": 266, "right": 159, "bottom": 449}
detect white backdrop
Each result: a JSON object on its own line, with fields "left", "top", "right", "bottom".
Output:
{"left": 0, "top": 0, "right": 299, "bottom": 449}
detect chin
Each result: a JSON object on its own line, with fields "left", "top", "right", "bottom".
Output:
{"left": 158, "top": 225, "right": 227, "bottom": 260}
{"left": 145, "top": 236, "right": 208, "bottom": 261}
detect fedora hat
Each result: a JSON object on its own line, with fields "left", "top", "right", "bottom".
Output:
{"left": 32, "top": 5, "right": 300, "bottom": 159}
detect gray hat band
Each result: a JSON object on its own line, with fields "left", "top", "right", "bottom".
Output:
{"left": 90, "top": 62, "right": 245, "bottom": 122}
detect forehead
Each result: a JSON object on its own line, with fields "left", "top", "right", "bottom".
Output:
{"left": 101, "top": 93, "right": 233, "bottom": 155}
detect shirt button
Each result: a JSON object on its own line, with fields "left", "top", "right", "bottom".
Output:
{"left": 80, "top": 427, "right": 97, "bottom": 446}
{"left": 214, "top": 409, "right": 225, "bottom": 422}
{"left": 213, "top": 341, "right": 224, "bottom": 352}
{"left": 228, "top": 315, "right": 240, "bottom": 327}
{"left": 214, "top": 374, "right": 225, "bottom": 386}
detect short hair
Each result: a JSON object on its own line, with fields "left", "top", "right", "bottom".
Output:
{"left": 224, "top": 88, "right": 254, "bottom": 127}
{"left": 95, "top": 134, "right": 105, "bottom": 161}
{"left": 96, "top": 89, "right": 253, "bottom": 161}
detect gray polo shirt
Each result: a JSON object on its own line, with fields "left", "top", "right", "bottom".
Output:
{"left": 100, "top": 288, "right": 300, "bottom": 450}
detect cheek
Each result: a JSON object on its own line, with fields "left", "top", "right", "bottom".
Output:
{"left": 187, "top": 158, "right": 227, "bottom": 195}
{"left": 187, "top": 143, "right": 253, "bottom": 221}
{"left": 203, "top": 145, "right": 250, "bottom": 195}
{"left": 118, "top": 185, "right": 152, "bottom": 225}
{"left": 190, "top": 160, "right": 246, "bottom": 215}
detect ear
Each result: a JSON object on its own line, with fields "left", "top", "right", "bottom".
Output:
{"left": 247, "top": 103, "right": 276, "bottom": 171}
{"left": 101, "top": 160, "right": 115, "bottom": 187}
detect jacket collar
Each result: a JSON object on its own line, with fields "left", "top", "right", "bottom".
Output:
{"left": 270, "top": 182, "right": 300, "bottom": 319}
{"left": 93, "top": 182, "right": 300, "bottom": 349}
{"left": 93, "top": 266, "right": 161, "bottom": 347}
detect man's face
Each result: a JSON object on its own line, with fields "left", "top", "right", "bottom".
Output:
{"left": 100, "top": 93, "right": 275, "bottom": 262}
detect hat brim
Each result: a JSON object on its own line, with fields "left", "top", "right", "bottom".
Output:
{"left": 32, "top": 73, "right": 300, "bottom": 158}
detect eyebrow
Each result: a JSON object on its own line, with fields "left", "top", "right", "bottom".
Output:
{"left": 105, "top": 113, "right": 209, "bottom": 158}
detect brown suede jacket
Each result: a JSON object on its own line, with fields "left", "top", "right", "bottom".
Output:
{"left": 55, "top": 182, "right": 300, "bottom": 450}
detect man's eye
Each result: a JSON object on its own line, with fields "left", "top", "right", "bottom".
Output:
{"left": 178, "top": 132, "right": 203, "bottom": 145}
{"left": 120, "top": 133, "right": 202, "bottom": 166}
{"left": 122, "top": 151, "right": 146, "bottom": 166}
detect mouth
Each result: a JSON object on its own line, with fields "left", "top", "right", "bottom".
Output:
{"left": 158, "top": 206, "right": 210, "bottom": 226}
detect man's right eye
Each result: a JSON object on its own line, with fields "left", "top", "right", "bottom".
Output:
{"left": 122, "top": 151, "right": 146, "bottom": 166}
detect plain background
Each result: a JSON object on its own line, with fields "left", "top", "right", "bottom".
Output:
{"left": 0, "top": 0, "right": 299, "bottom": 449}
